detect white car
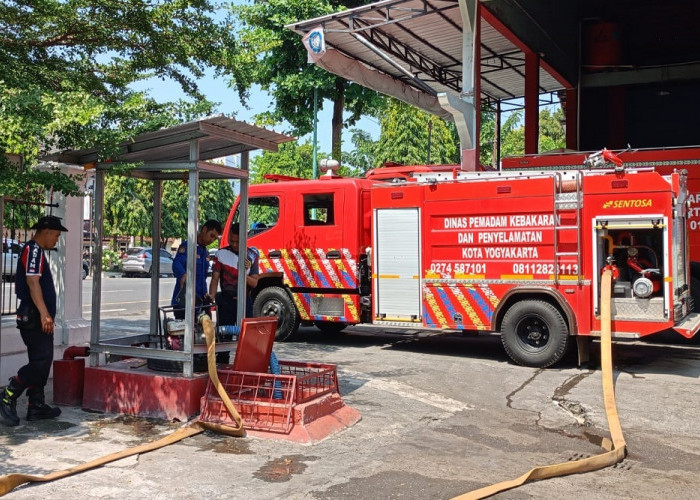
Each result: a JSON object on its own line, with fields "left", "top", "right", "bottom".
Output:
{"left": 121, "top": 247, "right": 174, "bottom": 277}
{"left": 2, "top": 238, "right": 21, "bottom": 280}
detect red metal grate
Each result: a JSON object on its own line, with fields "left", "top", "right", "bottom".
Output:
{"left": 199, "top": 361, "right": 339, "bottom": 434}
{"left": 279, "top": 361, "right": 338, "bottom": 404}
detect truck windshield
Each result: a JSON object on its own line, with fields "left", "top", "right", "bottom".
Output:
{"left": 233, "top": 196, "right": 280, "bottom": 235}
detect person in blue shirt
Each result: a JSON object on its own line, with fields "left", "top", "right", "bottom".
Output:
{"left": 171, "top": 219, "right": 222, "bottom": 319}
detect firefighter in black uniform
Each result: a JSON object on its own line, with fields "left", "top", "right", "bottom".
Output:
{"left": 0, "top": 216, "right": 67, "bottom": 426}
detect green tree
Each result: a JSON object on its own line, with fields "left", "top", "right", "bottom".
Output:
{"left": 373, "top": 99, "right": 459, "bottom": 167}
{"left": 0, "top": 0, "right": 237, "bottom": 199}
{"left": 538, "top": 107, "right": 566, "bottom": 152}
{"left": 479, "top": 108, "right": 497, "bottom": 168}
{"left": 497, "top": 106, "right": 565, "bottom": 160}
{"left": 103, "top": 175, "right": 234, "bottom": 249}
{"left": 342, "top": 129, "right": 377, "bottom": 175}
{"left": 229, "top": 0, "right": 386, "bottom": 161}
{"left": 103, "top": 176, "right": 152, "bottom": 248}
{"left": 499, "top": 110, "right": 525, "bottom": 159}
{"left": 251, "top": 141, "right": 319, "bottom": 183}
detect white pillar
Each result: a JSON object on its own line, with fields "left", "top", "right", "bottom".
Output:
{"left": 43, "top": 163, "right": 91, "bottom": 347}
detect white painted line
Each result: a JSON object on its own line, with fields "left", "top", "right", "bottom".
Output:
{"left": 82, "top": 300, "right": 171, "bottom": 308}
{"left": 96, "top": 308, "right": 127, "bottom": 313}
{"left": 341, "top": 369, "right": 473, "bottom": 413}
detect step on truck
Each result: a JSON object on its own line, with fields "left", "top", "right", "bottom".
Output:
{"left": 221, "top": 152, "right": 700, "bottom": 367}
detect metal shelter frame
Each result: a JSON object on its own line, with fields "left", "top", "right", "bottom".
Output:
{"left": 47, "top": 116, "right": 294, "bottom": 376}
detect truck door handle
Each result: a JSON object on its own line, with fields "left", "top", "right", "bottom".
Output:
{"left": 269, "top": 250, "right": 281, "bottom": 259}
{"left": 327, "top": 250, "right": 341, "bottom": 259}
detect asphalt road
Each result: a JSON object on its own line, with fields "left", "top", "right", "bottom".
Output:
{"left": 83, "top": 274, "right": 177, "bottom": 317}
{"left": 1, "top": 277, "right": 699, "bottom": 498}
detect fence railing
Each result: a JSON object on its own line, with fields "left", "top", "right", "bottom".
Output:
{"left": 1, "top": 196, "right": 58, "bottom": 316}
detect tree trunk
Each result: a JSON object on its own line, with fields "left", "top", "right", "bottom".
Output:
{"left": 331, "top": 78, "right": 345, "bottom": 161}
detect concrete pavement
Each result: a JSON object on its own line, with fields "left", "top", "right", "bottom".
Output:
{"left": 0, "top": 323, "right": 699, "bottom": 499}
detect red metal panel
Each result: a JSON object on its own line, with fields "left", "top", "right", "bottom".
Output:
{"left": 232, "top": 317, "right": 277, "bottom": 374}
{"left": 289, "top": 291, "right": 361, "bottom": 323}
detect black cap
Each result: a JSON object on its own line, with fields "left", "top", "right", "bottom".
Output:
{"left": 31, "top": 216, "right": 68, "bottom": 232}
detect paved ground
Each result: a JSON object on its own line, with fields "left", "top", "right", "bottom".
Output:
{"left": 1, "top": 320, "right": 700, "bottom": 498}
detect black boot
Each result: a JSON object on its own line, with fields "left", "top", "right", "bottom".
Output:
{"left": 0, "top": 377, "right": 26, "bottom": 427}
{"left": 26, "top": 386, "right": 61, "bottom": 421}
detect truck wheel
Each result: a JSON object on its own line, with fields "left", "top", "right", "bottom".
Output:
{"left": 314, "top": 321, "right": 348, "bottom": 335}
{"left": 501, "top": 300, "right": 569, "bottom": 368}
{"left": 253, "top": 286, "right": 300, "bottom": 341}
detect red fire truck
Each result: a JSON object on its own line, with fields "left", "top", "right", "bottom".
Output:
{"left": 221, "top": 153, "right": 700, "bottom": 367}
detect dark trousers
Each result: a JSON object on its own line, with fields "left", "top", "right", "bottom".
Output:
{"left": 17, "top": 327, "right": 54, "bottom": 388}
{"left": 215, "top": 292, "right": 238, "bottom": 326}
{"left": 215, "top": 292, "right": 253, "bottom": 326}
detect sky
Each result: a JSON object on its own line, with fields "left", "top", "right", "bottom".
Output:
{"left": 130, "top": 68, "right": 381, "bottom": 159}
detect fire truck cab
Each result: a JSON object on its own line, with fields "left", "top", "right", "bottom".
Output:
{"left": 222, "top": 162, "right": 700, "bottom": 367}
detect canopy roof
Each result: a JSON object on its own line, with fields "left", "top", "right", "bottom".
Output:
{"left": 44, "top": 115, "right": 295, "bottom": 167}
{"left": 287, "top": 0, "right": 565, "bottom": 113}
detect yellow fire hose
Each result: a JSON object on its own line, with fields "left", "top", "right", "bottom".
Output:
{"left": 0, "top": 314, "right": 243, "bottom": 497}
{"left": 453, "top": 270, "right": 626, "bottom": 499}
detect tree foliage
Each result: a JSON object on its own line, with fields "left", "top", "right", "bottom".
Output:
{"left": 250, "top": 141, "right": 321, "bottom": 183}
{"left": 102, "top": 174, "right": 234, "bottom": 249}
{"left": 229, "top": 0, "right": 386, "bottom": 160}
{"left": 373, "top": 99, "right": 460, "bottom": 167}
{"left": 0, "top": 0, "right": 236, "bottom": 198}
{"left": 538, "top": 107, "right": 566, "bottom": 152}
{"left": 341, "top": 129, "right": 377, "bottom": 175}
{"left": 497, "top": 107, "right": 565, "bottom": 160}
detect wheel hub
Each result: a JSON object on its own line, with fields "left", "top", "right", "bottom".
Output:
{"left": 262, "top": 301, "right": 281, "bottom": 316}
{"left": 521, "top": 318, "right": 548, "bottom": 347}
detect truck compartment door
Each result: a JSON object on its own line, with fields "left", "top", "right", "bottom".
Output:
{"left": 594, "top": 216, "right": 668, "bottom": 320}
{"left": 374, "top": 208, "right": 421, "bottom": 320}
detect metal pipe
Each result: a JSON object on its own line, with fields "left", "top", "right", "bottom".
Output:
{"left": 90, "top": 167, "right": 105, "bottom": 367}
{"left": 62, "top": 346, "right": 90, "bottom": 360}
{"left": 150, "top": 179, "right": 162, "bottom": 337}
{"left": 350, "top": 32, "right": 437, "bottom": 96}
{"left": 183, "top": 140, "right": 199, "bottom": 377}
{"left": 237, "top": 151, "right": 250, "bottom": 325}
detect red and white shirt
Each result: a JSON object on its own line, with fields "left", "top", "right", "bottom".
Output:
{"left": 212, "top": 247, "right": 259, "bottom": 293}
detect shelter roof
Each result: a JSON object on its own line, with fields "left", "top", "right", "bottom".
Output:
{"left": 43, "top": 115, "right": 295, "bottom": 167}
{"left": 286, "top": 0, "right": 564, "bottom": 111}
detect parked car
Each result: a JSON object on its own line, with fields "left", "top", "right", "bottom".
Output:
{"left": 121, "top": 247, "right": 174, "bottom": 277}
{"left": 2, "top": 238, "right": 21, "bottom": 280}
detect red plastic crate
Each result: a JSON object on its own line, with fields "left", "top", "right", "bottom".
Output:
{"left": 279, "top": 361, "right": 338, "bottom": 404}
{"left": 199, "top": 361, "right": 339, "bottom": 434}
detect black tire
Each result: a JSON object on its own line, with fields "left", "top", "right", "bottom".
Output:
{"left": 501, "top": 300, "right": 569, "bottom": 368}
{"left": 146, "top": 266, "right": 153, "bottom": 278}
{"left": 314, "top": 321, "right": 348, "bottom": 335}
{"left": 253, "top": 286, "right": 300, "bottom": 341}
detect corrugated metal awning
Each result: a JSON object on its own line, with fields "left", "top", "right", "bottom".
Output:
{"left": 286, "top": 0, "right": 565, "bottom": 112}
{"left": 43, "top": 115, "right": 295, "bottom": 166}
